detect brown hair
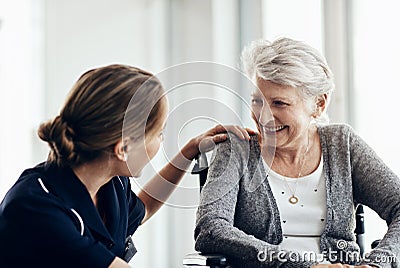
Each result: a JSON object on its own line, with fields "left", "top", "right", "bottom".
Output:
{"left": 38, "top": 64, "right": 166, "bottom": 167}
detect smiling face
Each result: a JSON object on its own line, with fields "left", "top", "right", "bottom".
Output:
{"left": 124, "top": 97, "right": 168, "bottom": 178}
{"left": 251, "top": 79, "right": 314, "bottom": 151}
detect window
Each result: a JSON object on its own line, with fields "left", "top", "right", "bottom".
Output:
{"left": 0, "top": 0, "right": 44, "bottom": 199}
{"left": 262, "top": 0, "right": 323, "bottom": 51}
{"left": 352, "top": 0, "right": 400, "bottom": 248}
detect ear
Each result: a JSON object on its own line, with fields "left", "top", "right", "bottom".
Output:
{"left": 114, "top": 139, "right": 128, "bottom": 161}
{"left": 313, "top": 94, "right": 328, "bottom": 118}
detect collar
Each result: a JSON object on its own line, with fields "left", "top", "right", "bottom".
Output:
{"left": 40, "top": 162, "right": 115, "bottom": 244}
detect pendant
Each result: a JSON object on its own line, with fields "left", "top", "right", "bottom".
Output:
{"left": 289, "top": 195, "right": 299, "bottom": 204}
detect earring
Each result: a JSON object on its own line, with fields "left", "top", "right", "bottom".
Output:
{"left": 123, "top": 153, "right": 128, "bottom": 161}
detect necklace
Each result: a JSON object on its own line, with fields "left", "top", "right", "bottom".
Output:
{"left": 284, "top": 126, "right": 311, "bottom": 204}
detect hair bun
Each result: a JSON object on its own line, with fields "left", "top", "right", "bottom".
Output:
{"left": 38, "top": 115, "right": 78, "bottom": 166}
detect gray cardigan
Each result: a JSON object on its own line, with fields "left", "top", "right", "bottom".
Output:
{"left": 195, "top": 124, "right": 400, "bottom": 268}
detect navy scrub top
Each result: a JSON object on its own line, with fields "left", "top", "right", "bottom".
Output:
{"left": 0, "top": 162, "right": 145, "bottom": 268}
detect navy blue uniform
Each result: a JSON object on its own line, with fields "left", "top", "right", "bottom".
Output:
{"left": 0, "top": 162, "right": 145, "bottom": 267}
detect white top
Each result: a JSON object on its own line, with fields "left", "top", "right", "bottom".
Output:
{"left": 263, "top": 157, "right": 327, "bottom": 261}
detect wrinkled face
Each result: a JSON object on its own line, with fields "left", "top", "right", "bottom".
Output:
{"left": 251, "top": 79, "right": 313, "bottom": 151}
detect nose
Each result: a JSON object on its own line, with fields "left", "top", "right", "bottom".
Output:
{"left": 259, "top": 105, "right": 273, "bottom": 126}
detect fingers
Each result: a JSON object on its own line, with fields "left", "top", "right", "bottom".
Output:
{"left": 212, "top": 124, "right": 225, "bottom": 134}
{"left": 213, "top": 124, "right": 253, "bottom": 140}
{"left": 198, "top": 134, "right": 227, "bottom": 153}
{"left": 212, "top": 133, "right": 227, "bottom": 143}
{"left": 228, "top": 126, "right": 248, "bottom": 140}
{"left": 196, "top": 125, "right": 256, "bottom": 155}
{"left": 245, "top": 127, "right": 257, "bottom": 135}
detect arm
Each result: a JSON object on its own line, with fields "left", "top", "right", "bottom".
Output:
{"left": 350, "top": 131, "right": 400, "bottom": 268}
{"left": 138, "top": 125, "right": 253, "bottom": 224}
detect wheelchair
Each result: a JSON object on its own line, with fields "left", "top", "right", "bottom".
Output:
{"left": 183, "top": 153, "right": 380, "bottom": 268}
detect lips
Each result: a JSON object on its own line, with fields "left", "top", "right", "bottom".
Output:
{"left": 262, "top": 125, "right": 287, "bottom": 133}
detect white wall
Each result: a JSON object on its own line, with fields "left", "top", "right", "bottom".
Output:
{"left": 0, "top": 0, "right": 44, "bottom": 198}
{"left": 43, "top": 0, "right": 154, "bottom": 118}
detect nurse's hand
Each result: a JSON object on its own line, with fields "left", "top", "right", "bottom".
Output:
{"left": 182, "top": 124, "right": 256, "bottom": 160}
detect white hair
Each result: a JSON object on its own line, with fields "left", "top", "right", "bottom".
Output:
{"left": 241, "top": 37, "right": 335, "bottom": 123}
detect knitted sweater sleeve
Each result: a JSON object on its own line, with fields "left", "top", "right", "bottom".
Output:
{"left": 349, "top": 128, "right": 400, "bottom": 268}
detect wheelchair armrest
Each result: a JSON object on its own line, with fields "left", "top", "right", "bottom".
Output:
{"left": 371, "top": 239, "right": 381, "bottom": 249}
{"left": 183, "top": 252, "right": 230, "bottom": 267}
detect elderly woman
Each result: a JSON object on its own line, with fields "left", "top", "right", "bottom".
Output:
{"left": 194, "top": 38, "right": 400, "bottom": 268}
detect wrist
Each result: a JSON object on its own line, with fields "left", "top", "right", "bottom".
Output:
{"left": 181, "top": 138, "right": 199, "bottom": 160}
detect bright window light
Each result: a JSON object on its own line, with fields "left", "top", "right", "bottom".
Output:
{"left": 262, "top": 0, "right": 322, "bottom": 51}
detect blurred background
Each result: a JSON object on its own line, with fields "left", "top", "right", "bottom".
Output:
{"left": 1, "top": 0, "right": 399, "bottom": 267}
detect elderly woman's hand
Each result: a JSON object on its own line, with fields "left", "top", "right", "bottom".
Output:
{"left": 182, "top": 124, "right": 256, "bottom": 160}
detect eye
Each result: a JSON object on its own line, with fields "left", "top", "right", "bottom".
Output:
{"left": 251, "top": 98, "right": 263, "bottom": 106}
{"left": 272, "top": 100, "right": 288, "bottom": 107}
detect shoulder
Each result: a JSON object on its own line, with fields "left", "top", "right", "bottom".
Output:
{"left": 0, "top": 165, "right": 116, "bottom": 267}
{"left": 2, "top": 164, "right": 54, "bottom": 206}
{"left": 317, "top": 123, "right": 359, "bottom": 147}
{"left": 317, "top": 123, "right": 354, "bottom": 138}
{"left": 208, "top": 133, "right": 262, "bottom": 181}
{"left": 318, "top": 123, "right": 373, "bottom": 163}
{"left": 215, "top": 132, "right": 260, "bottom": 159}
{"left": 0, "top": 164, "right": 78, "bottom": 229}
{"left": 0, "top": 173, "right": 86, "bottom": 254}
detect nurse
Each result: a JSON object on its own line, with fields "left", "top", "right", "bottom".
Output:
{"left": 0, "top": 64, "right": 252, "bottom": 268}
